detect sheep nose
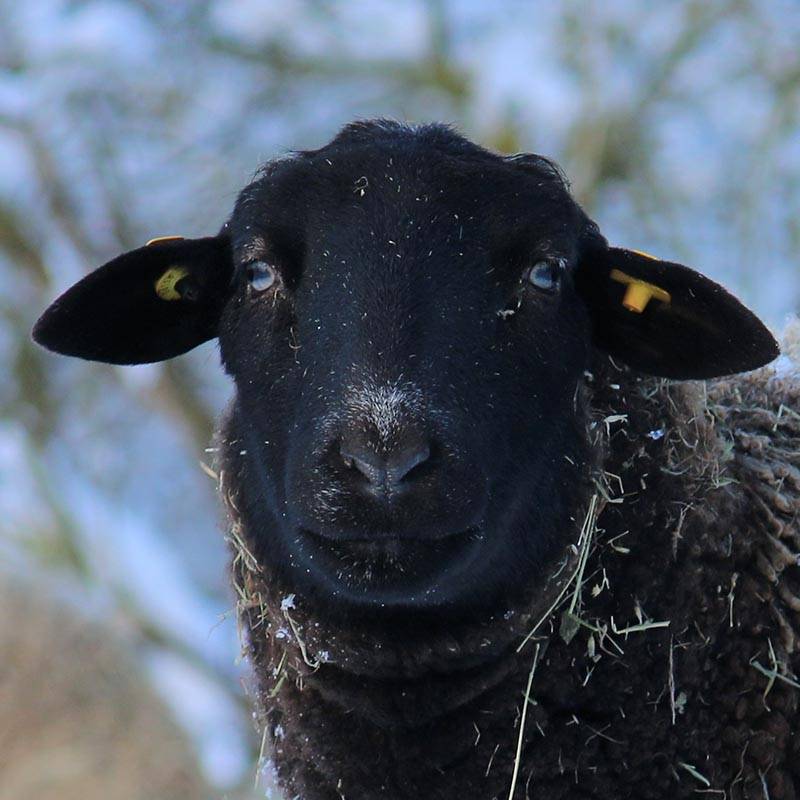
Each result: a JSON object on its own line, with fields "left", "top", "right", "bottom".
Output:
{"left": 340, "top": 436, "right": 431, "bottom": 491}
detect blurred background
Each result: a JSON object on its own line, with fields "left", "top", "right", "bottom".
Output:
{"left": 1, "top": 1, "right": 798, "bottom": 798}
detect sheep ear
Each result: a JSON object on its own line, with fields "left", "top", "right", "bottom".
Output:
{"left": 575, "top": 246, "right": 779, "bottom": 379}
{"left": 33, "top": 235, "right": 234, "bottom": 365}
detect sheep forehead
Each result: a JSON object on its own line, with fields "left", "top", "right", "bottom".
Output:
{"left": 243, "top": 122, "right": 571, "bottom": 212}
{"left": 230, "top": 125, "right": 582, "bottom": 282}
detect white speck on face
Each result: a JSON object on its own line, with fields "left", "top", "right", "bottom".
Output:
{"left": 280, "top": 594, "right": 296, "bottom": 611}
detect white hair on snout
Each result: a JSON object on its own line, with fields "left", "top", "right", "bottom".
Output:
{"left": 308, "top": 377, "right": 443, "bottom": 522}
{"left": 343, "top": 377, "right": 425, "bottom": 444}
{"left": 313, "top": 484, "right": 345, "bottom": 522}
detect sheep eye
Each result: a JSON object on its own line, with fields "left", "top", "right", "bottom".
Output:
{"left": 246, "top": 261, "right": 277, "bottom": 292}
{"left": 527, "top": 260, "right": 562, "bottom": 293}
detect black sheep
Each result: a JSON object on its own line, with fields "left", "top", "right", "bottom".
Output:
{"left": 34, "top": 121, "right": 797, "bottom": 798}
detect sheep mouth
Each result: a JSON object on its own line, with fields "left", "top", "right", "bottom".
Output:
{"left": 296, "top": 525, "right": 484, "bottom": 590}
{"left": 299, "top": 525, "right": 480, "bottom": 554}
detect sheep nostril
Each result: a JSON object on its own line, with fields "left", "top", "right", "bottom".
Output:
{"left": 339, "top": 439, "right": 431, "bottom": 489}
{"left": 387, "top": 442, "right": 430, "bottom": 484}
{"left": 340, "top": 448, "right": 384, "bottom": 485}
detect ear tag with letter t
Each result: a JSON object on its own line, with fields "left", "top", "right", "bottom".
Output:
{"left": 609, "top": 269, "right": 672, "bottom": 314}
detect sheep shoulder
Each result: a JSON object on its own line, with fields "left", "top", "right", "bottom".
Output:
{"left": 707, "top": 352, "right": 800, "bottom": 785}
{"left": 519, "top": 352, "right": 800, "bottom": 798}
{"left": 666, "top": 347, "right": 800, "bottom": 797}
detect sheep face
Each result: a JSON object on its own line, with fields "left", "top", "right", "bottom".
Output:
{"left": 217, "top": 124, "right": 597, "bottom": 611}
{"left": 33, "top": 121, "right": 779, "bottom": 616}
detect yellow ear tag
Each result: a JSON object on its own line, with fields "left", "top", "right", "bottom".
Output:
{"left": 155, "top": 266, "right": 190, "bottom": 301}
{"left": 609, "top": 269, "right": 671, "bottom": 314}
{"left": 146, "top": 235, "right": 185, "bottom": 246}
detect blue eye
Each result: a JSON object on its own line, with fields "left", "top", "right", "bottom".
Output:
{"left": 527, "top": 260, "right": 562, "bottom": 293}
{"left": 246, "top": 261, "right": 277, "bottom": 292}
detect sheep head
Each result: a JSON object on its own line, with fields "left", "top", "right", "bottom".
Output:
{"left": 33, "top": 120, "right": 778, "bottom": 615}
